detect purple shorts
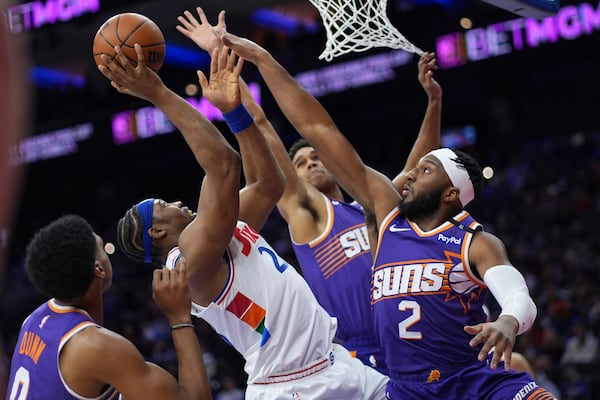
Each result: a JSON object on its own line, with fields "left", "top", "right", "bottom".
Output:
{"left": 386, "top": 356, "right": 558, "bottom": 400}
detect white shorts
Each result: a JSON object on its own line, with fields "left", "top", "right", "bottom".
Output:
{"left": 245, "top": 344, "right": 388, "bottom": 400}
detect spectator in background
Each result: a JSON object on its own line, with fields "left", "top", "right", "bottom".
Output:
{"left": 215, "top": 375, "right": 244, "bottom": 400}
{"left": 533, "top": 353, "right": 561, "bottom": 399}
{"left": 560, "top": 365, "right": 591, "bottom": 400}
{"left": 560, "top": 319, "right": 599, "bottom": 366}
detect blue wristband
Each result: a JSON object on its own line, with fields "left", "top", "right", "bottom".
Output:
{"left": 222, "top": 103, "right": 254, "bottom": 134}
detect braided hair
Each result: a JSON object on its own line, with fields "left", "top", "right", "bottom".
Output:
{"left": 25, "top": 214, "right": 96, "bottom": 300}
{"left": 452, "top": 150, "right": 484, "bottom": 200}
{"left": 116, "top": 205, "right": 162, "bottom": 266}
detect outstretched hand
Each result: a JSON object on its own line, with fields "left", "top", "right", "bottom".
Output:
{"left": 97, "top": 44, "right": 164, "bottom": 102}
{"left": 177, "top": 7, "right": 226, "bottom": 54}
{"left": 152, "top": 258, "right": 193, "bottom": 326}
{"left": 197, "top": 46, "right": 244, "bottom": 113}
{"left": 214, "top": 31, "right": 267, "bottom": 66}
{"left": 417, "top": 52, "right": 442, "bottom": 100}
{"left": 464, "top": 315, "right": 519, "bottom": 371}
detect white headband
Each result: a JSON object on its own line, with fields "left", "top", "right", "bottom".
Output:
{"left": 427, "top": 148, "right": 474, "bottom": 207}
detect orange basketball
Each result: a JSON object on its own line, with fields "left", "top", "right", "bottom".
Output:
{"left": 93, "top": 13, "right": 166, "bottom": 73}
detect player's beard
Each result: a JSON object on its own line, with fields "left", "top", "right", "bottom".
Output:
{"left": 399, "top": 186, "right": 444, "bottom": 220}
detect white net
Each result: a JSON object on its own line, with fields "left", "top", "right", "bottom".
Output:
{"left": 308, "top": 0, "right": 424, "bottom": 61}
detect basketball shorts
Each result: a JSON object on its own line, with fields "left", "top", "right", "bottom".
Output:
{"left": 385, "top": 354, "right": 558, "bottom": 400}
{"left": 245, "top": 343, "right": 388, "bottom": 400}
{"left": 343, "top": 335, "right": 389, "bottom": 376}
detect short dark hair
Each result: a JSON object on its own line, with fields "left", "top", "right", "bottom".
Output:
{"left": 117, "top": 205, "right": 162, "bottom": 265}
{"left": 452, "top": 150, "right": 483, "bottom": 199}
{"left": 25, "top": 214, "right": 96, "bottom": 300}
{"left": 288, "top": 138, "right": 311, "bottom": 161}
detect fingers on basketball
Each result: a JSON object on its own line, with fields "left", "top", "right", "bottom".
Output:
{"left": 93, "top": 13, "right": 166, "bottom": 73}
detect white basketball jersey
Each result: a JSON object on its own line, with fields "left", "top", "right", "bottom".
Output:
{"left": 165, "top": 221, "right": 338, "bottom": 384}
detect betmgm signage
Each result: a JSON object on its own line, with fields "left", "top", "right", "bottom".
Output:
{"left": 436, "top": 0, "right": 600, "bottom": 68}
{"left": 6, "top": 0, "right": 100, "bottom": 33}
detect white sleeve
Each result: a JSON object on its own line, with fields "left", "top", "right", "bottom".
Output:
{"left": 483, "top": 264, "right": 537, "bottom": 335}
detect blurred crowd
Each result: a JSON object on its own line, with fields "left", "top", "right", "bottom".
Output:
{"left": 1, "top": 130, "right": 599, "bottom": 399}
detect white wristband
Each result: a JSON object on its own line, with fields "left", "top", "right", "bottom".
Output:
{"left": 483, "top": 264, "right": 537, "bottom": 335}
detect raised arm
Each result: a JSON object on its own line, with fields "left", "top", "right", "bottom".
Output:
{"left": 234, "top": 81, "right": 286, "bottom": 231}
{"left": 98, "top": 45, "right": 240, "bottom": 279}
{"left": 239, "top": 78, "right": 329, "bottom": 240}
{"left": 392, "top": 52, "right": 442, "bottom": 191}
{"left": 65, "top": 261, "right": 211, "bottom": 400}
{"left": 369, "top": 52, "right": 442, "bottom": 248}
{"left": 201, "top": 45, "right": 285, "bottom": 231}
{"left": 219, "top": 32, "right": 400, "bottom": 227}
{"left": 177, "top": 7, "right": 326, "bottom": 240}
{"left": 150, "top": 259, "right": 211, "bottom": 399}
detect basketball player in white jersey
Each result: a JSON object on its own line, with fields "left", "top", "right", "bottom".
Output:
{"left": 101, "top": 44, "right": 387, "bottom": 399}
{"left": 175, "top": 7, "right": 442, "bottom": 376}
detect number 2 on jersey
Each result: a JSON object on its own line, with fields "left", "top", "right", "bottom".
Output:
{"left": 398, "top": 300, "right": 422, "bottom": 340}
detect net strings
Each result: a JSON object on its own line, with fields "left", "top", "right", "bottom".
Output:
{"left": 309, "top": 0, "right": 425, "bottom": 61}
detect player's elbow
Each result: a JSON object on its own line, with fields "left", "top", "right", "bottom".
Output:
{"left": 520, "top": 294, "right": 538, "bottom": 334}
{"left": 483, "top": 264, "right": 537, "bottom": 336}
{"left": 220, "top": 150, "right": 242, "bottom": 182}
{"left": 501, "top": 291, "right": 537, "bottom": 336}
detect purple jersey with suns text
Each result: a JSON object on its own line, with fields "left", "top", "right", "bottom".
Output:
{"left": 372, "top": 208, "right": 488, "bottom": 381}
{"left": 373, "top": 208, "right": 557, "bottom": 400}
{"left": 291, "top": 196, "right": 373, "bottom": 341}
{"left": 6, "top": 299, "right": 120, "bottom": 400}
{"left": 291, "top": 195, "right": 386, "bottom": 373}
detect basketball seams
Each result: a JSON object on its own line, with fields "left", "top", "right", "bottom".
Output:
{"left": 135, "top": 41, "right": 166, "bottom": 48}
{"left": 92, "top": 31, "right": 115, "bottom": 57}
{"left": 93, "top": 13, "right": 166, "bottom": 72}
{"left": 118, "top": 19, "right": 165, "bottom": 48}
{"left": 116, "top": 16, "right": 147, "bottom": 46}
{"left": 92, "top": 24, "right": 164, "bottom": 58}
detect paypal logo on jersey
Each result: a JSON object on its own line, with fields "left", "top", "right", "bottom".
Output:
{"left": 437, "top": 233, "right": 461, "bottom": 245}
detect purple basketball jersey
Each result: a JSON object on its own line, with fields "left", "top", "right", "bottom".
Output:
{"left": 373, "top": 209, "right": 487, "bottom": 380}
{"left": 292, "top": 197, "right": 386, "bottom": 373}
{"left": 6, "top": 300, "right": 119, "bottom": 399}
{"left": 373, "top": 208, "right": 557, "bottom": 399}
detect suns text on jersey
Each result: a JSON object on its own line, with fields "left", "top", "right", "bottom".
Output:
{"left": 340, "top": 225, "right": 370, "bottom": 257}
{"left": 372, "top": 262, "right": 447, "bottom": 301}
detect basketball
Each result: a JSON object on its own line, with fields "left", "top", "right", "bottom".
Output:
{"left": 93, "top": 13, "right": 166, "bottom": 73}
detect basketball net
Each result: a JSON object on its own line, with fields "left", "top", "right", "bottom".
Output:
{"left": 308, "top": 0, "right": 424, "bottom": 61}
